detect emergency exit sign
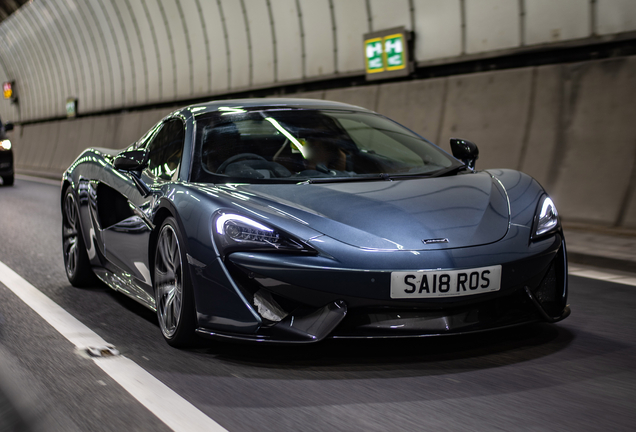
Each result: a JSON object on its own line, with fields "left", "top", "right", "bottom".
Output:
{"left": 365, "top": 38, "right": 384, "bottom": 73}
{"left": 384, "top": 35, "right": 405, "bottom": 69}
{"left": 364, "top": 27, "right": 413, "bottom": 80}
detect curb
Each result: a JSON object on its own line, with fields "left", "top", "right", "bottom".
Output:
{"left": 567, "top": 252, "right": 636, "bottom": 274}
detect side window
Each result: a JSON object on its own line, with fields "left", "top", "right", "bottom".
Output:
{"left": 133, "top": 122, "right": 163, "bottom": 150}
{"left": 145, "top": 119, "right": 185, "bottom": 181}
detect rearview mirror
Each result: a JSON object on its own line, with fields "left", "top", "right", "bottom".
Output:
{"left": 113, "top": 149, "right": 148, "bottom": 171}
{"left": 450, "top": 138, "right": 479, "bottom": 170}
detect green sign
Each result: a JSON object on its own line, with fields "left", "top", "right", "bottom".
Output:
{"left": 384, "top": 34, "right": 405, "bottom": 70}
{"left": 66, "top": 98, "right": 77, "bottom": 118}
{"left": 364, "top": 28, "right": 410, "bottom": 79}
{"left": 365, "top": 38, "right": 384, "bottom": 73}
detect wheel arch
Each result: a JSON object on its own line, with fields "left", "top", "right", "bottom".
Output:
{"left": 60, "top": 178, "right": 89, "bottom": 240}
{"left": 148, "top": 206, "right": 174, "bottom": 282}
{"left": 60, "top": 179, "right": 72, "bottom": 208}
{"left": 61, "top": 179, "right": 85, "bottom": 236}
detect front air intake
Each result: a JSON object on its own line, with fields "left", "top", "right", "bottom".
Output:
{"left": 531, "top": 244, "right": 568, "bottom": 318}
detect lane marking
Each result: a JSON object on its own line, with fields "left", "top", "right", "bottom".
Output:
{"left": 569, "top": 265, "right": 636, "bottom": 287}
{"left": 0, "top": 260, "right": 227, "bottom": 432}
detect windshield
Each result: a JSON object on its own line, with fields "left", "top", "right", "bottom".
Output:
{"left": 191, "top": 108, "right": 460, "bottom": 183}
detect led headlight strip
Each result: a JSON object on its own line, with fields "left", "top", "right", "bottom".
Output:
{"left": 216, "top": 213, "right": 271, "bottom": 235}
{"left": 533, "top": 196, "right": 559, "bottom": 239}
{"left": 216, "top": 213, "right": 280, "bottom": 245}
{"left": 213, "top": 212, "right": 313, "bottom": 256}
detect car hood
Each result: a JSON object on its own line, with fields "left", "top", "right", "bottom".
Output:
{"left": 227, "top": 172, "right": 510, "bottom": 251}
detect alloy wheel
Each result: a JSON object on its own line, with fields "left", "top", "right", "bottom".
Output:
{"left": 155, "top": 223, "right": 184, "bottom": 339}
{"left": 62, "top": 192, "right": 80, "bottom": 279}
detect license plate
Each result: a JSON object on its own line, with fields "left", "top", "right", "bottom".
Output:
{"left": 390, "top": 265, "right": 501, "bottom": 298}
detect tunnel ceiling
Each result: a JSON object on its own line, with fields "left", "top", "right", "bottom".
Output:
{"left": 0, "top": 0, "right": 635, "bottom": 124}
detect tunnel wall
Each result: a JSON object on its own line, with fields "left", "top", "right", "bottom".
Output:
{"left": 7, "top": 54, "right": 636, "bottom": 229}
{"left": 1, "top": 0, "right": 636, "bottom": 123}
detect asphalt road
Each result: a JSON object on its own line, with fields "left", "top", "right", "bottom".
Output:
{"left": 0, "top": 177, "right": 635, "bottom": 431}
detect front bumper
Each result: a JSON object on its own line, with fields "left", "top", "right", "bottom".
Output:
{"left": 193, "top": 232, "right": 569, "bottom": 343}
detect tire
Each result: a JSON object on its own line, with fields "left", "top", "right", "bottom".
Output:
{"left": 62, "top": 188, "right": 97, "bottom": 286}
{"left": 1, "top": 174, "right": 13, "bottom": 186}
{"left": 154, "top": 217, "right": 196, "bottom": 347}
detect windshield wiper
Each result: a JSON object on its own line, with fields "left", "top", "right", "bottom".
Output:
{"left": 298, "top": 167, "right": 467, "bottom": 184}
{"left": 430, "top": 165, "right": 469, "bottom": 177}
{"left": 298, "top": 173, "right": 392, "bottom": 184}
{"left": 381, "top": 167, "right": 465, "bottom": 180}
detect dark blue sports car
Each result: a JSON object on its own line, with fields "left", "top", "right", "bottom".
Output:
{"left": 61, "top": 98, "right": 569, "bottom": 346}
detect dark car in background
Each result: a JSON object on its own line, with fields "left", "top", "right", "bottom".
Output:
{"left": 61, "top": 98, "right": 569, "bottom": 347}
{"left": 0, "top": 119, "right": 13, "bottom": 186}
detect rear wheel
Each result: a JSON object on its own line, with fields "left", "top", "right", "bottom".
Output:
{"left": 62, "top": 188, "right": 96, "bottom": 286}
{"left": 1, "top": 174, "right": 13, "bottom": 186}
{"left": 154, "top": 217, "right": 196, "bottom": 347}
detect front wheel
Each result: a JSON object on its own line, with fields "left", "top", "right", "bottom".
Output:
{"left": 154, "top": 217, "right": 196, "bottom": 347}
{"left": 62, "top": 188, "right": 96, "bottom": 286}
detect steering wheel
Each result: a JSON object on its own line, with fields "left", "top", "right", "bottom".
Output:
{"left": 216, "top": 153, "right": 268, "bottom": 174}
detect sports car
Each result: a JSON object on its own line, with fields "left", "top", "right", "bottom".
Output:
{"left": 61, "top": 98, "right": 569, "bottom": 347}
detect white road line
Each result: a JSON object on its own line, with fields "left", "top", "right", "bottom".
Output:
{"left": 569, "top": 265, "right": 636, "bottom": 287}
{"left": 0, "top": 260, "right": 228, "bottom": 432}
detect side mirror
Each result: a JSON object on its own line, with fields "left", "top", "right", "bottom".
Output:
{"left": 4, "top": 123, "right": 13, "bottom": 132}
{"left": 113, "top": 149, "right": 147, "bottom": 171}
{"left": 450, "top": 138, "right": 479, "bottom": 170}
{"left": 113, "top": 149, "right": 152, "bottom": 197}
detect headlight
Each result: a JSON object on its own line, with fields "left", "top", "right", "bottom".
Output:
{"left": 531, "top": 195, "right": 559, "bottom": 240}
{"left": 213, "top": 212, "right": 314, "bottom": 258}
{"left": 0, "top": 139, "right": 11, "bottom": 150}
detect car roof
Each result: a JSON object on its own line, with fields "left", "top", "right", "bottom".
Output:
{"left": 184, "top": 98, "right": 375, "bottom": 116}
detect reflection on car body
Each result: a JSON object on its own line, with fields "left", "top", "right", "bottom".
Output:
{"left": 61, "top": 98, "right": 569, "bottom": 347}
